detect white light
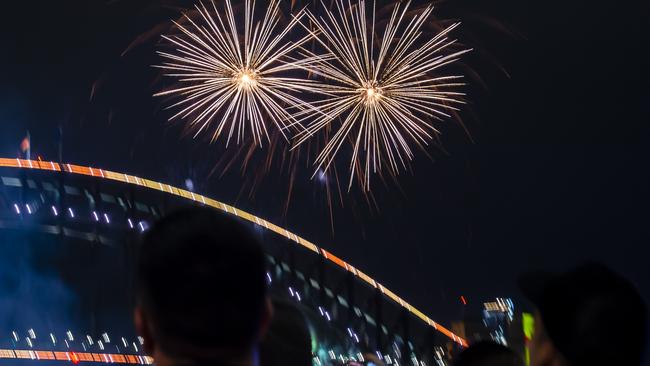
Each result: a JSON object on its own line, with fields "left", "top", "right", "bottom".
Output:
{"left": 319, "top": 306, "right": 324, "bottom": 316}
{"left": 26, "top": 338, "right": 33, "bottom": 348}
{"left": 65, "top": 340, "right": 69, "bottom": 348}
{"left": 52, "top": 206, "right": 58, "bottom": 216}
{"left": 87, "top": 335, "right": 93, "bottom": 345}
{"left": 325, "top": 311, "right": 331, "bottom": 321}
{"left": 28, "top": 328, "right": 36, "bottom": 339}
{"left": 66, "top": 330, "right": 74, "bottom": 341}
{"left": 122, "top": 337, "right": 128, "bottom": 348}
{"left": 138, "top": 336, "right": 144, "bottom": 345}
{"left": 347, "top": 328, "right": 353, "bottom": 337}
{"left": 68, "top": 208, "right": 75, "bottom": 218}
{"left": 354, "top": 334, "right": 360, "bottom": 343}
{"left": 50, "top": 333, "right": 56, "bottom": 345}
{"left": 26, "top": 204, "right": 32, "bottom": 214}
{"left": 98, "top": 340, "right": 104, "bottom": 350}
{"left": 104, "top": 213, "right": 110, "bottom": 224}
{"left": 289, "top": 287, "right": 294, "bottom": 297}
{"left": 266, "top": 272, "right": 272, "bottom": 284}
{"left": 102, "top": 333, "right": 110, "bottom": 343}
{"left": 14, "top": 204, "right": 21, "bottom": 214}
{"left": 128, "top": 218, "right": 134, "bottom": 229}
{"left": 139, "top": 222, "right": 146, "bottom": 232}
{"left": 93, "top": 211, "right": 99, "bottom": 221}
{"left": 12, "top": 331, "right": 19, "bottom": 342}
{"left": 133, "top": 342, "right": 139, "bottom": 352}
{"left": 296, "top": 291, "right": 301, "bottom": 302}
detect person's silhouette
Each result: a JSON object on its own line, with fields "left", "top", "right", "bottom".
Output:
{"left": 520, "top": 263, "right": 647, "bottom": 366}
{"left": 134, "top": 207, "right": 272, "bottom": 366}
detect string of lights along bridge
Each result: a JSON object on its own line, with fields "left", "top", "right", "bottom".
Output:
{"left": 0, "top": 157, "right": 468, "bottom": 350}
{"left": 0, "top": 349, "right": 153, "bottom": 364}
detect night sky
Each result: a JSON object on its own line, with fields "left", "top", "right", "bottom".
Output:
{"left": 1, "top": 0, "right": 648, "bottom": 343}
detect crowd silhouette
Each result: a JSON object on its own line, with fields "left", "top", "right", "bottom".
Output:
{"left": 135, "top": 208, "right": 647, "bottom": 366}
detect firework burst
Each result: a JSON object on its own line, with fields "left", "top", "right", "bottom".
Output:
{"left": 293, "top": 0, "right": 471, "bottom": 191}
{"left": 155, "top": 0, "right": 324, "bottom": 147}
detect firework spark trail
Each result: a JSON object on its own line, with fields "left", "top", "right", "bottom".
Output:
{"left": 292, "top": 0, "right": 471, "bottom": 191}
{"left": 155, "top": 0, "right": 328, "bottom": 147}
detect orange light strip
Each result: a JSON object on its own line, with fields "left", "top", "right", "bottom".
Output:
{"left": 0, "top": 349, "right": 153, "bottom": 364}
{"left": 0, "top": 157, "right": 468, "bottom": 347}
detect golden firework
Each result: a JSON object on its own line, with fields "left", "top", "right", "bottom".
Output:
{"left": 293, "top": 0, "right": 470, "bottom": 190}
{"left": 155, "top": 0, "right": 324, "bottom": 147}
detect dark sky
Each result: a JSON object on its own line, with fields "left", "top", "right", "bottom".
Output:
{"left": 1, "top": 0, "right": 648, "bottom": 340}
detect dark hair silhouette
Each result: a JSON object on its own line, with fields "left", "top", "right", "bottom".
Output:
{"left": 260, "top": 298, "right": 312, "bottom": 366}
{"left": 136, "top": 207, "right": 267, "bottom": 360}
{"left": 520, "top": 262, "right": 648, "bottom": 366}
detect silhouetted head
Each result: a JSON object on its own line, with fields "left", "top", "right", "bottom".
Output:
{"left": 135, "top": 207, "right": 271, "bottom": 365}
{"left": 260, "top": 298, "right": 312, "bottom": 366}
{"left": 520, "top": 262, "right": 647, "bottom": 366}
{"left": 454, "top": 341, "right": 524, "bottom": 366}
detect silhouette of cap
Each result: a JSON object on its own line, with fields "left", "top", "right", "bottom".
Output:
{"left": 519, "top": 263, "right": 647, "bottom": 366}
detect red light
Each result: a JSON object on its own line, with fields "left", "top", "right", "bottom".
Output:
{"left": 460, "top": 295, "right": 467, "bottom": 305}
{"left": 70, "top": 352, "right": 80, "bottom": 365}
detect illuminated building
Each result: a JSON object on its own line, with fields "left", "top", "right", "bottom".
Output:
{"left": 482, "top": 298, "right": 514, "bottom": 345}
{"left": 453, "top": 298, "right": 526, "bottom": 363}
{"left": 0, "top": 158, "right": 466, "bottom": 365}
